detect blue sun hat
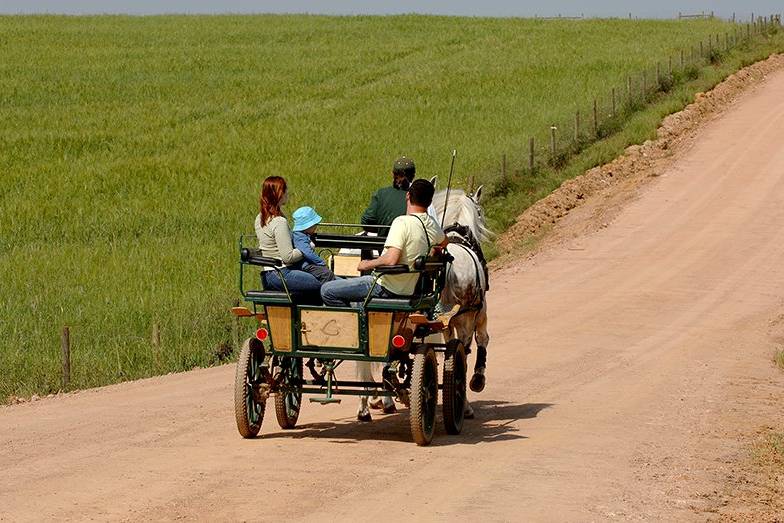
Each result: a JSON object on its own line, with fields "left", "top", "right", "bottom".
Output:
{"left": 292, "top": 206, "right": 323, "bottom": 232}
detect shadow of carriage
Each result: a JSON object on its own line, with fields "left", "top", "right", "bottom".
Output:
{"left": 259, "top": 401, "right": 554, "bottom": 446}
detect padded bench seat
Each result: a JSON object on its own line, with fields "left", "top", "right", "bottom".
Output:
{"left": 244, "top": 290, "right": 292, "bottom": 304}
{"left": 366, "top": 295, "right": 438, "bottom": 312}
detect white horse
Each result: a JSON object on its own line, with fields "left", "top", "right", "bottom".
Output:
{"left": 354, "top": 183, "right": 491, "bottom": 422}
{"left": 432, "top": 185, "right": 492, "bottom": 418}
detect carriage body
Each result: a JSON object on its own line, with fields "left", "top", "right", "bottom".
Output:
{"left": 233, "top": 225, "right": 467, "bottom": 446}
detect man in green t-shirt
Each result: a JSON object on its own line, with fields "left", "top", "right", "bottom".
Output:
{"left": 321, "top": 179, "right": 447, "bottom": 307}
{"left": 361, "top": 156, "right": 416, "bottom": 230}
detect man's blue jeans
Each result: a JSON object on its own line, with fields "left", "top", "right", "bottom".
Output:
{"left": 320, "top": 275, "right": 384, "bottom": 307}
{"left": 263, "top": 268, "right": 323, "bottom": 305}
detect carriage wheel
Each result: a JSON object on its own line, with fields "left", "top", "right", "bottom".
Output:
{"left": 442, "top": 339, "right": 467, "bottom": 435}
{"left": 275, "top": 356, "right": 303, "bottom": 429}
{"left": 234, "top": 338, "right": 266, "bottom": 438}
{"left": 409, "top": 347, "right": 438, "bottom": 446}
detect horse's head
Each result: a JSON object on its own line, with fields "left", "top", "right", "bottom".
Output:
{"left": 431, "top": 182, "right": 492, "bottom": 243}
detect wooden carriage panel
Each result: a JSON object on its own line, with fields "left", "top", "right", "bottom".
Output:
{"left": 330, "top": 254, "right": 362, "bottom": 278}
{"left": 367, "top": 311, "right": 393, "bottom": 357}
{"left": 300, "top": 309, "right": 360, "bottom": 349}
{"left": 266, "top": 306, "right": 293, "bottom": 351}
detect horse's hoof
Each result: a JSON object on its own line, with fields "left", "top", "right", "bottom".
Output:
{"left": 396, "top": 389, "right": 410, "bottom": 408}
{"left": 357, "top": 412, "right": 372, "bottom": 422}
{"left": 464, "top": 407, "right": 475, "bottom": 420}
{"left": 469, "top": 373, "right": 486, "bottom": 393}
{"left": 382, "top": 404, "right": 397, "bottom": 414}
{"left": 369, "top": 398, "right": 384, "bottom": 410}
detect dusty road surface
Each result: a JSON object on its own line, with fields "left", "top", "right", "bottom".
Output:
{"left": 3, "top": 70, "right": 784, "bottom": 521}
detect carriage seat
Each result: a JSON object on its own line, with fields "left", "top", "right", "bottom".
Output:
{"left": 244, "top": 290, "right": 292, "bottom": 305}
{"left": 365, "top": 294, "right": 438, "bottom": 312}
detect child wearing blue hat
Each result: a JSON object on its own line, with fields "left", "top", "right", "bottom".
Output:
{"left": 292, "top": 206, "right": 336, "bottom": 283}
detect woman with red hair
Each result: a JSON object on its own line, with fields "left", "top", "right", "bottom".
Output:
{"left": 255, "top": 176, "right": 322, "bottom": 300}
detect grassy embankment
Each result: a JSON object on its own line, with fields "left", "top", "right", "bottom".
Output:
{"left": 1, "top": 15, "right": 781, "bottom": 400}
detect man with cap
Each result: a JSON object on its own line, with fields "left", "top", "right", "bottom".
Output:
{"left": 361, "top": 156, "right": 416, "bottom": 231}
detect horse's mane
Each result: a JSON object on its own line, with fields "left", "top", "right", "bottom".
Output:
{"left": 431, "top": 189, "right": 493, "bottom": 243}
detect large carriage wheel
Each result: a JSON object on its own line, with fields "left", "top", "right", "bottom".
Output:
{"left": 409, "top": 347, "right": 438, "bottom": 446}
{"left": 275, "top": 356, "right": 303, "bottom": 429}
{"left": 442, "top": 339, "right": 467, "bottom": 435}
{"left": 234, "top": 338, "right": 266, "bottom": 438}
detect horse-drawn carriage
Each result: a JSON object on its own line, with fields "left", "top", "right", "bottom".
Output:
{"left": 232, "top": 225, "right": 466, "bottom": 446}
{"left": 232, "top": 186, "right": 489, "bottom": 446}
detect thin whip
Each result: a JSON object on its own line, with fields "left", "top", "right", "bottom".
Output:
{"left": 440, "top": 149, "right": 457, "bottom": 228}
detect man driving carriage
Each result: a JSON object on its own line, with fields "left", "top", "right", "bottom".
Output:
{"left": 361, "top": 156, "right": 416, "bottom": 231}
{"left": 321, "top": 178, "right": 448, "bottom": 307}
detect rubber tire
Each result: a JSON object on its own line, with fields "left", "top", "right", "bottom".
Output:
{"left": 409, "top": 347, "right": 438, "bottom": 446}
{"left": 275, "top": 356, "right": 303, "bottom": 429}
{"left": 234, "top": 338, "right": 266, "bottom": 438}
{"left": 442, "top": 339, "right": 467, "bottom": 435}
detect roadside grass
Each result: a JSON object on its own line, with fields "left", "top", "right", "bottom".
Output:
{"left": 753, "top": 431, "right": 784, "bottom": 469}
{"left": 483, "top": 27, "right": 784, "bottom": 238}
{"left": 1, "top": 15, "right": 780, "bottom": 400}
{"left": 775, "top": 348, "right": 784, "bottom": 371}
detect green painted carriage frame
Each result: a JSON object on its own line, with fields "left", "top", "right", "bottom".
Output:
{"left": 238, "top": 225, "right": 449, "bottom": 394}
{"left": 233, "top": 224, "right": 468, "bottom": 445}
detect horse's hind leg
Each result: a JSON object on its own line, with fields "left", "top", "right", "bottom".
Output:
{"left": 469, "top": 300, "right": 489, "bottom": 393}
{"left": 356, "top": 362, "right": 374, "bottom": 422}
{"left": 448, "top": 315, "right": 476, "bottom": 420}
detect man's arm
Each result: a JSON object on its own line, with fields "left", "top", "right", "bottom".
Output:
{"left": 356, "top": 247, "right": 401, "bottom": 272}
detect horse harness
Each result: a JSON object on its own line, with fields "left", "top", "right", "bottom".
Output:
{"left": 443, "top": 223, "right": 489, "bottom": 320}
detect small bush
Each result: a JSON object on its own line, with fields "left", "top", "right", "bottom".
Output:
{"left": 775, "top": 348, "right": 784, "bottom": 371}
{"left": 658, "top": 74, "right": 675, "bottom": 93}
{"left": 708, "top": 48, "right": 724, "bottom": 64}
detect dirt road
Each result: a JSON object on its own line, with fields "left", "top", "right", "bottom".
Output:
{"left": 3, "top": 69, "right": 784, "bottom": 521}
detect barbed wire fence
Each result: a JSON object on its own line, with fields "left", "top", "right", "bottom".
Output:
{"left": 491, "top": 13, "right": 782, "bottom": 193}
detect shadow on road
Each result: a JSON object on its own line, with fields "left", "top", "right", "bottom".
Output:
{"left": 260, "top": 400, "right": 553, "bottom": 446}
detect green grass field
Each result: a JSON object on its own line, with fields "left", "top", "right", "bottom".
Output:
{"left": 1, "top": 14, "right": 780, "bottom": 400}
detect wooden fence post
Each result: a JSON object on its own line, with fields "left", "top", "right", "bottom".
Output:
{"left": 549, "top": 127, "right": 556, "bottom": 161}
{"left": 528, "top": 137, "right": 535, "bottom": 171}
{"left": 592, "top": 98, "right": 598, "bottom": 136}
{"left": 611, "top": 88, "right": 616, "bottom": 117}
{"left": 152, "top": 322, "right": 160, "bottom": 349}
{"left": 641, "top": 73, "right": 646, "bottom": 99}
{"left": 61, "top": 326, "right": 71, "bottom": 388}
{"left": 574, "top": 110, "right": 580, "bottom": 142}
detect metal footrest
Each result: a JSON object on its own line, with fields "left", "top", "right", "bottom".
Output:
{"left": 309, "top": 397, "right": 342, "bottom": 404}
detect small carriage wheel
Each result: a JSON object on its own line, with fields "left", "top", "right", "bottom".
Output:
{"left": 275, "top": 356, "right": 303, "bottom": 429}
{"left": 234, "top": 338, "right": 266, "bottom": 438}
{"left": 409, "top": 346, "right": 438, "bottom": 446}
{"left": 442, "top": 339, "right": 467, "bottom": 435}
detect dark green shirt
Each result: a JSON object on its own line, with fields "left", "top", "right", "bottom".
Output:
{"left": 361, "top": 186, "right": 407, "bottom": 228}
